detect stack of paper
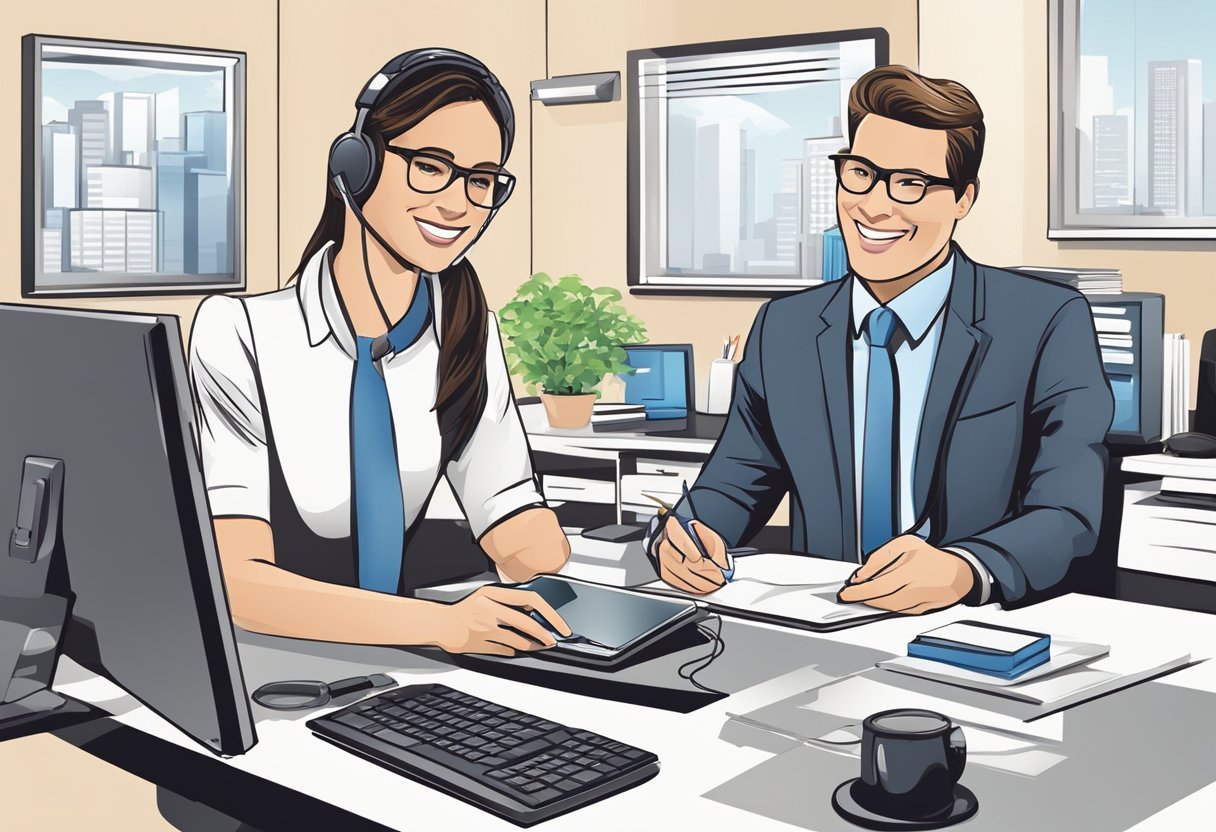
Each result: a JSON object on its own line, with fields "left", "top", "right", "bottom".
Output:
{"left": 1161, "top": 333, "right": 1192, "bottom": 439}
{"left": 877, "top": 640, "right": 1191, "bottom": 712}
{"left": 879, "top": 640, "right": 1109, "bottom": 696}
{"left": 591, "top": 403, "right": 648, "bottom": 432}
{"left": 1012, "top": 265, "right": 1123, "bottom": 295}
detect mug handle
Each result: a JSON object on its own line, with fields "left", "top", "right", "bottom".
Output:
{"left": 947, "top": 725, "right": 967, "bottom": 781}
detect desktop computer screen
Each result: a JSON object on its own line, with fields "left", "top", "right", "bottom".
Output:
{"left": 621, "top": 344, "right": 694, "bottom": 419}
{"left": 0, "top": 304, "right": 255, "bottom": 756}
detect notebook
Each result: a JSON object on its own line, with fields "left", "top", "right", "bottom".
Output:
{"left": 908, "top": 621, "right": 1051, "bottom": 678}
{"left": 632, "top": 553, "right": 892, "bottom": 631}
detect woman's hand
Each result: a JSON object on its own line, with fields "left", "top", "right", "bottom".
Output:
{"left": 431, "top": 586, "right": 573, "bottom": 656}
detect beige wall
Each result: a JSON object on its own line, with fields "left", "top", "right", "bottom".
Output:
{"left": 278, "top": 0, "right": 544, "bottom": 313}
{"left": 531, "top": 0, "right": 919, "bottom": 406}
{"left": 920, "top": 0, "right": 1211, "bottom": 407}
{"left": 0, "top": 0, "right": 280, "bottom": 342}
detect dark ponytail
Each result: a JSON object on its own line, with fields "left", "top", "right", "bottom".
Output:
{"left": 434, "top": 259, "right": 489, "bottom": 463}
{"left": 291, "top": 66, "right": 507, "bottom": 464}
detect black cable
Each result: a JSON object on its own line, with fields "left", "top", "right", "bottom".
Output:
{"left": 361, "top": 223, "right": 393, "bottom": 332}
{"left": 677, "top": 613, "right": 727, "bottom": 696}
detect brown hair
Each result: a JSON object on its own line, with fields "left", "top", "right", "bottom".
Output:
{"left": 293, "top": 68, "right": 514, "bottom": 464}
{"left": 847, "top": 65, "right": 985, "bottom": 198}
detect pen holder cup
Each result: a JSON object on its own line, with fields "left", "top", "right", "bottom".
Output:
{"left": 706, "top": 359, "right": 739, "bottom": 415}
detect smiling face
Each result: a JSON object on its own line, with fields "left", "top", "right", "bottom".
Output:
{"left": 837, "top": 114, "right": 975, "bottom": 283}
{"left": 359, "top": 99, "right": 504, "bottom": 274}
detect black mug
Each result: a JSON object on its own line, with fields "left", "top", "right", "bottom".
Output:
{"left": 853, "top": 708, "right": 967, "bottom": 820}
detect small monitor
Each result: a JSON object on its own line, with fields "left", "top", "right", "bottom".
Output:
{"left": 0, "top": 304, "right": 255, "bottom": 756}
{"left": 621, "top": 344, "right": 695, "bottom": 419}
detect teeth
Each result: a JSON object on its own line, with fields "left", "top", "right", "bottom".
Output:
{"left": 417, "top": 220, "right": 462, "bottom": 241}
{"left": 856, "top": 222, "right": 908, "bottom": 241}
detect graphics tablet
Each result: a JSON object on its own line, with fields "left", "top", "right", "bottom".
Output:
{"left": 510, "top": 575, "right": 704, "bottom": 668}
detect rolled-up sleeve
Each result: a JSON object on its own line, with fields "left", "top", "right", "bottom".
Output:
{"left": 188, "top": 295, "right": 271, "bottom": 521}
{"left": 445, "top": 313, "right": 546, "bottom": 540}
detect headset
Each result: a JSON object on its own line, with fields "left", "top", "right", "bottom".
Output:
{"left": 327, "top": 48, "right": 515, "bottom": 351}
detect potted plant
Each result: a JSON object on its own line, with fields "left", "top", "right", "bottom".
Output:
{"left": 499, "top": 272, "right": 648, "bottom": 428}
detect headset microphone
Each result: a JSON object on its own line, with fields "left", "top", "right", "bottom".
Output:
{"left": 327, "top": 48, "right": 515, "bottom": 346}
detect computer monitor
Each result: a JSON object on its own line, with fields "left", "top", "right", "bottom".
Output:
{"left": 621, "top": 344, "right": 695, "bottom": 419}
{"left": 0, "top": 304, "right": 255, "bottom": 756}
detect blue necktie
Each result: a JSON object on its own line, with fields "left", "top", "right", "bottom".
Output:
{"left": 351, "top": 278, "right": 431, "bottom": 593}
{"left": 861, "top": 306, "right": 900, "bottom": 558}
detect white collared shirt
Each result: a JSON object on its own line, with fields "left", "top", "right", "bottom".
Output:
{"left": 849, "top": 257, "right": 994, "bottom": 602}
{"left": 188, "top": 240, "right": 544, "bottom": 546}
{"left": 850, "top": 258, "right": 953, "bottom": 537}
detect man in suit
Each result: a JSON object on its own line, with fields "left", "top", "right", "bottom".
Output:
{"left": 655, "top": 65, "right": 1114, "bottom": 612}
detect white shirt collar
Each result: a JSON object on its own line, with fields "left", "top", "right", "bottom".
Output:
{"left": 296, "top": 239, "right": 445, "bottom": 357}
{"left": 850, "top": 254, "right": 955, "bottom": 345}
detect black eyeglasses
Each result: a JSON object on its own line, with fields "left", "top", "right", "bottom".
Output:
{"left": 829, "top": 154, "right": 960, "bottom": 205}
{"left": 384, "top": 146, "right": 516, "bottom": 209}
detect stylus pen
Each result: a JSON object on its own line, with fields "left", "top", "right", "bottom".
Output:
{"left": 645, "top": 486, "right": 734, "bottom": 581}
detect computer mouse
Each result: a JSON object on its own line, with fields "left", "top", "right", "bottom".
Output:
{"left": 1163, "top": 431, "right": 1216, "bottom": 459}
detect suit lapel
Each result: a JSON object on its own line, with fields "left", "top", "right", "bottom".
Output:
{"left": 913, "top": 250, "right": 992, "bottom": 522}
{"left": 814, "top": 279, "right": 856, "bottom": 559}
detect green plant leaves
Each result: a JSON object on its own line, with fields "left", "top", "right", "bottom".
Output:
{"left": 499, "top": 272, "right": 648, "bottom": 395}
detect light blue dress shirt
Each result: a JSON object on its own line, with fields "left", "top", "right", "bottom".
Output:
{"left": 850, "top": 256, "right": 993, "bottom": 602}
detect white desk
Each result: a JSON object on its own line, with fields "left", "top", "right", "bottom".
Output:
{"left": 47, "top": 594, "right": 1216, "bottom": 832}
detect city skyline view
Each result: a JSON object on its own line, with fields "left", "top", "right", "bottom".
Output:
{"left": 38, "top": 49, "right": 235, "bottom": 279}
{"left": 1075, "top": 0, "right": 1216, "bottom": 217}
{"left": 647, "top": 39, "right": 875, "bottom": 281}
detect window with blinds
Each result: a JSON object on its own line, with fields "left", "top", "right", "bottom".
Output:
{"left": 627, "top": 30, "right": 888, "bottom": 295}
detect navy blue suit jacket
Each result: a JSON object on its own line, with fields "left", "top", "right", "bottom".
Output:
{"left": 679, "top": 245, "right": 1115, "bottom": 604}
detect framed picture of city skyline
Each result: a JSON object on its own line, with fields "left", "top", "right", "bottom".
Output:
{"left": 22, "top": 34, "right": 246, "bottom": 296}
{"left": 1050, "top": 0, "right": 1216, "bottom": 238}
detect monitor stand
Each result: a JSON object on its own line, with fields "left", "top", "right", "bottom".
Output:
{"left": 0, "top": 456, "right": 79, "bottom": 736}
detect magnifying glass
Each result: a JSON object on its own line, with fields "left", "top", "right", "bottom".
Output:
{"left": 251, "top": 673, "right": 397, "bottom": 711}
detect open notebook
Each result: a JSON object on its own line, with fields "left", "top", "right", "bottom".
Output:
{"left": 632, "top": 553, "right": 894, "bottom": 631}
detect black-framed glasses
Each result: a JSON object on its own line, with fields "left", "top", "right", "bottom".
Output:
{"left": 384, "top": 146, "right": 516, "bottom": 209}
{"left": 829, "top": 154, "right": 960, "bottom": 205}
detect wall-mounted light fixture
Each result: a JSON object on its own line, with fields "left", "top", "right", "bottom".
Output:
{"left": 530, "top": 72, "right": 620, "bottom": 105}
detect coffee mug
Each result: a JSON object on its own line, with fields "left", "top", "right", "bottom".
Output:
{"left": 855, "top": 708, "right": 967, "bottom": 819}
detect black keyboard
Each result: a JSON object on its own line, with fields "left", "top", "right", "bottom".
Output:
{"left": 306, "top": 683, "right": 659, "bottom": 827}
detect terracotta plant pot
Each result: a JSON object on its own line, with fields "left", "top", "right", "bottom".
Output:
{"left": 540, "top": 392, "right": 596, "bottom": 429}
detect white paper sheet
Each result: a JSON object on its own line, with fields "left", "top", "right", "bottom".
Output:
{"left": 636, "top": 554, "right": 884, "bottom": 627}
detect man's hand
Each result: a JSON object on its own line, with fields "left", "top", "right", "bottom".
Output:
{"left": 836, "top": 535, "right": 975, "bottom": 614}
{"left": 656, "top": 515, "right": 730, "bottom": 595}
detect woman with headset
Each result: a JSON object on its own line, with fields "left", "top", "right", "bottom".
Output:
{"left": 189, "top": 49, "right": 572, "bottom": 656}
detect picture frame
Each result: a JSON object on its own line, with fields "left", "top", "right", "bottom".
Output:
{"left": 21, "top": 34, "right": 246, "bottom": 297}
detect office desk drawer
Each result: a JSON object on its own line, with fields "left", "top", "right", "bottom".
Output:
{"left": 620, "top": 473, "right": 686, "bottom": 514}
{"left": 634, "top": 458, "right": 704, "bottom": 482}
{"left": 541, "top": 475, "right": 615, "bottom": 504}
{"left": 1118, "top": 484, "right": 1216, "bottom": 582}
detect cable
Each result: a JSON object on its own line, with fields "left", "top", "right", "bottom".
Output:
{"left": 677, "top": 613, "right": 727, "bottom": 696}
{"left": 361, "top": 223, "right": 393, "bottom": 332}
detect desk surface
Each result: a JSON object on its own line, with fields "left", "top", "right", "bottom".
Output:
{"left": 22, "top": 593, "right": 1216, "bottom": 832}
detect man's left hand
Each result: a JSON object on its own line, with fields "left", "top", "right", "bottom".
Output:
{"left": 836, "top": 535, "right": 975, "bottom": 614}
